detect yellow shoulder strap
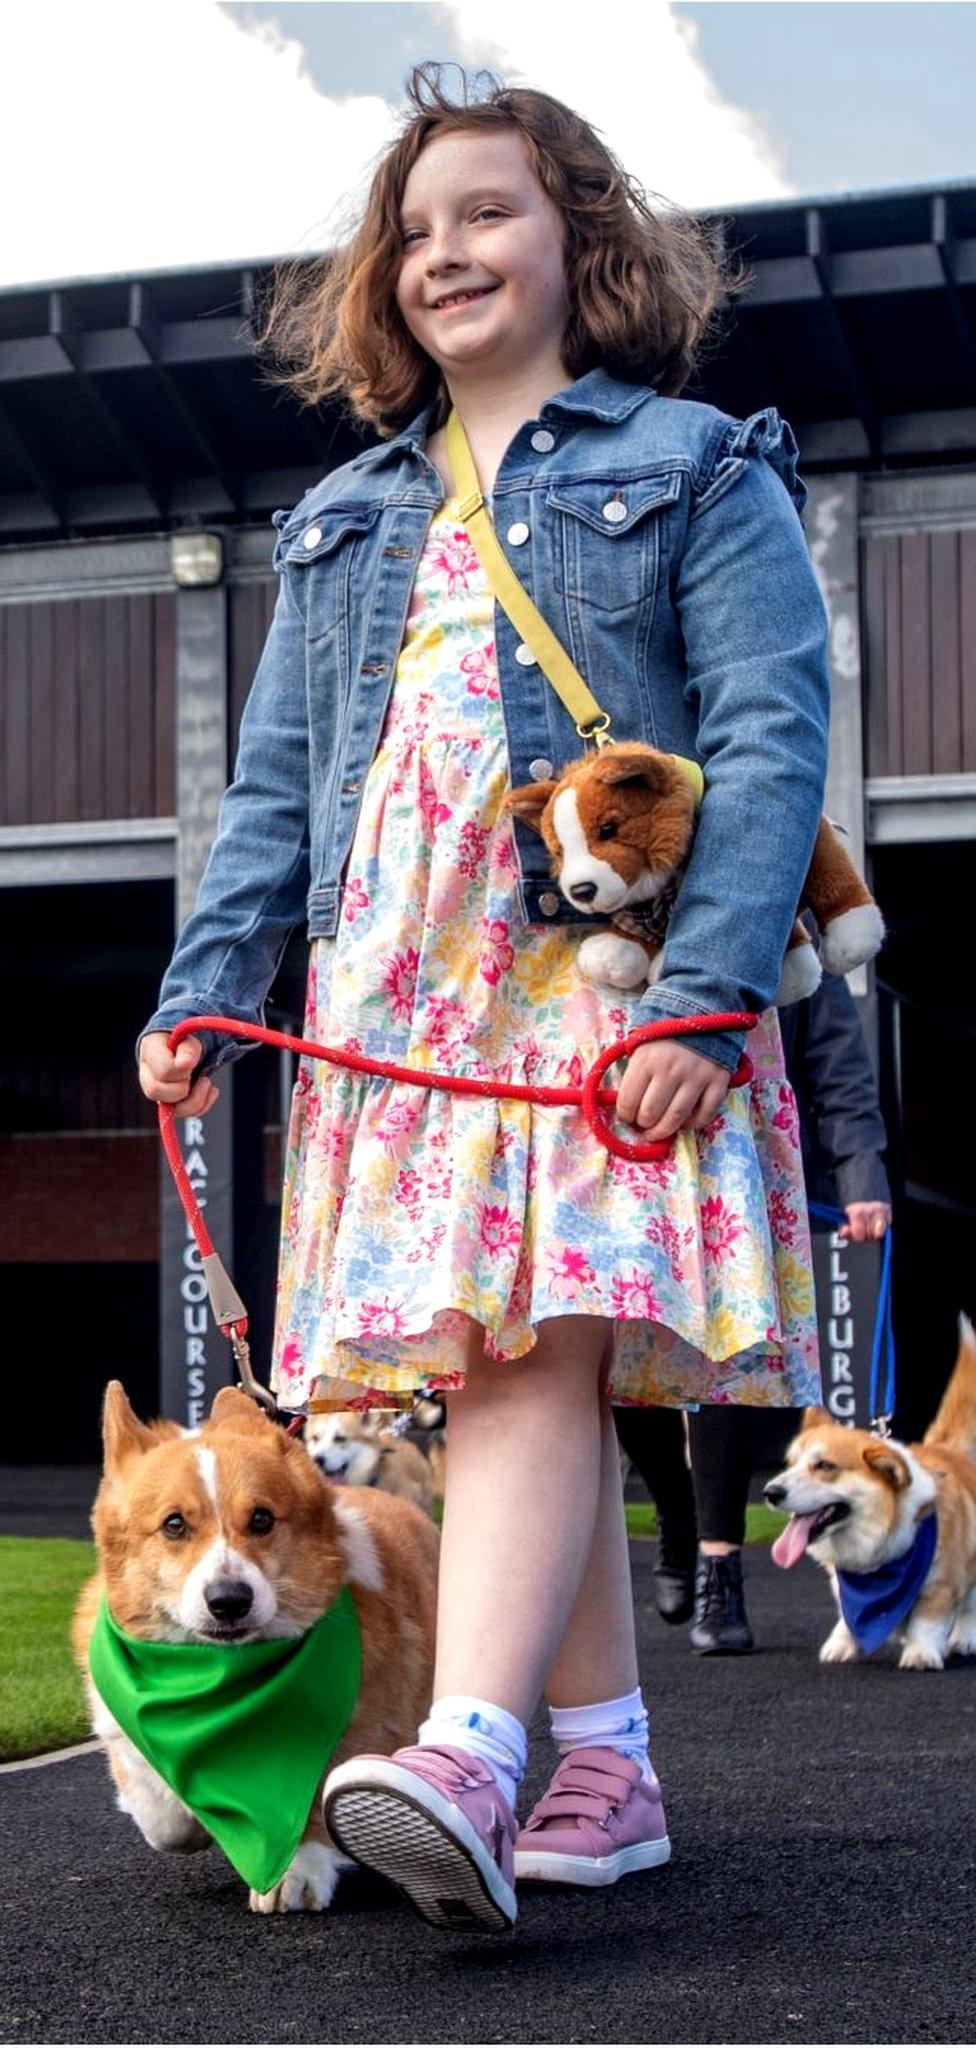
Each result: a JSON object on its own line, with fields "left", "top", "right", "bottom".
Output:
{"left": 444, "top": 406, "right": 702, "bottom": 806}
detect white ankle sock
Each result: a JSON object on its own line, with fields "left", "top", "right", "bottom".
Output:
{"left": 548, "top": 1687, "right": 653, "bottom": 1782}
{"left": 417, "top": 1694, "right": 527, "bottom": 1814}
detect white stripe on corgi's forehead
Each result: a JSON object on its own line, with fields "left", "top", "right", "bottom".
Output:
{"left": 196, "top": 1445, "right": 220, "bottom": 1514}
{"left": 551, "top": 786, "right": 622, "bottom": 886}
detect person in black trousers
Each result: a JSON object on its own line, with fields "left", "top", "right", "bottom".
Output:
{"left": 615, "top": 940, "right": 892, "bottom": 1653}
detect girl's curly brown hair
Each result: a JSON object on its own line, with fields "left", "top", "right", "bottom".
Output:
{"left": 256, "top": 60, "right": 749, "bottom": 438}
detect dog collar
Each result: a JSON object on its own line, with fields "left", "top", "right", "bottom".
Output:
{"left": 89, "top": 1586, "right": 361, "bottom": 1894}
{"left": 835, "top": 1512, "right": 938, "bottom": 1656}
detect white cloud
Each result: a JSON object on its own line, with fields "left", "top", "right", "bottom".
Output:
{"left": 0, "top": 0, "right": 792, "bottom": 289}
{"left": 445, "top": 0, "right": 794, "bottom": 211}
{"left": 0, "top": 0, "right": 398, "bottom": 287}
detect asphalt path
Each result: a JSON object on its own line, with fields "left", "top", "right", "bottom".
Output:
{"left": 3, "top": 1545, "right": 974, "bottom": 2046}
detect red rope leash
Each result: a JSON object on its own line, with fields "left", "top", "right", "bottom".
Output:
{"left": 158, "top": 1009, "right": 757, "bottom": 1413}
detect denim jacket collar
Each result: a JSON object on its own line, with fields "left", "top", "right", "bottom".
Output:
{"left": 349, "top": 367, "right": 657, "bottom": 474}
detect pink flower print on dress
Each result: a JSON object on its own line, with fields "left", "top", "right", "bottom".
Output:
{"left": 767, "top": 1186, "right": 800, "bottom": 1249}
{"left": 701, "top": 1195, "right": 745, "bottom": 1260}
{"left": 489, "top": 826, "right": 518, "bottom": 877}
{"left": 342, "top": 876, "right": 370, "bottom": 925}
{"left": 277, "top": 1333, "right": 305, "bottom": 1384}
{"left": 380, "top": 945, "right": 419, "bottom": 1024}
{"left": 357, "top": 1298, "right": 408, "bottom": 1339}
{"left": 375, "top": 1094, "right": 424, "bottom": 1153}
{"left": 478, "top": 1203, "right": 523, "bottom": 1258}
{"left": 428, "top": 525, "right": 480, "bottom": 595}
{"left": 479, "top": 917, "right": 515, "bottom": 986}
{"left": 457, "top": 819, "right": 490, "bottom": 881}
{"left": 772, "top": 1083, "right": 801, "bottom": 1147}
{"left": 543, "top": 1243, "right": 597, "bottom": 1303}
{"left": 418, "top": 756, "right": 452, "bottom": 834}
{"left": 421, "top": 994, "right": 468, "bottom": 1049}
{"left": 393, "top": 1167, "right": 425, "bottom": 1222}
{"left": 406, "top": 1222, "right": 447, "bottom": 1265}
{"left": 643, "top": 1213, "right": 689, "bottom": 1283}
{"left": 610, "top": 1270, "right": 663, "bottom": 1320}
{"left": 459, "top": 642, "right": 499, "bottom": 701}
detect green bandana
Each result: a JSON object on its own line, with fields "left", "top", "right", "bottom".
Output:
{"left": 88, "top": 1588, "right": 361, "bottom": 1894}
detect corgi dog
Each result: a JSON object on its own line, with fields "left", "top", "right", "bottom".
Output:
{"left": 764, "top": 1315, "right": 976, "bottom": 1670}
{"left": 72, "top": 1382, "right": 439, "bottom": 1912}
{"left": 504, "top": 742, "right": 883, "bottom": 1005}
{"left": 303, "top": 1411, "right": 435, "bottom": 1514}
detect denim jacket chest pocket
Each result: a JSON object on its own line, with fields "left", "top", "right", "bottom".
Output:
{"left": 283, "top": 505, "right": 383, "bottom": 643}
{"left": 545, "top": 470, "right": 683, "bottom": 617}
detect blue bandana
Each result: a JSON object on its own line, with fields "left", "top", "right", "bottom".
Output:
{"left": 836, "top": 1513, "right": 938, "bottom": 1655}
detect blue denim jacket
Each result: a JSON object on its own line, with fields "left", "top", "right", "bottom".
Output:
{"left": 139, "top": 366, "right": 829, "bottom": 1077}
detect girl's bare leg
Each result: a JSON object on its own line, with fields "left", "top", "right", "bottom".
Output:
{"left": 434, "top": 1315, "right": 627, "bottom": 1724}
{"left": 543, "top": 1380, "right": 640, "bottom": 1707}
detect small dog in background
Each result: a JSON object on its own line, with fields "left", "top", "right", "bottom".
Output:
{"left": 304, "top": 1411, "right": 436, "bottom": 1515}
{"left": 408, "top": 1396, "right": 446, "bottom": 1502}
{"left": 765, "top": 1314, "right": 976, "bottom": 1670}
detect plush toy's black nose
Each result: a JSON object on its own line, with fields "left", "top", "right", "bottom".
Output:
{"left": 205, "top": 1578, "right": 253, "bottom": 1623}
{"left": 763, "top": 1481, "right": 787, "bottom": 1507}
{"left": 569, "top": 881, "right": 598, "bottom": 903}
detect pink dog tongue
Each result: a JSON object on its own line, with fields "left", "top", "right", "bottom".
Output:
{"left": 771, "top": 1513, "right": 820, "bottom": 1569}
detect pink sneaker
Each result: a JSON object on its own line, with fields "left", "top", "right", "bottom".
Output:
{"left": 323, "top": 1743, "right": 517, "bottom": 1932}
{"left": 514, "top": 1747, "right": 671, "bottom": 1887}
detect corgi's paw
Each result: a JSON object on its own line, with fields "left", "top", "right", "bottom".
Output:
{"left": 776, "top": 944, "right": 822, "bottom": 1006}
{"left": 898, "top": 1640, "right": 944, "bottom": 1672}
{"left": 249, "top": 1841, "right": 347, "bottom": 1914}
{"left": 821, "top": 904, "right": 885, "bottom": 975}
{"left": 819, "top": 1620, "right": 859, "bottom": 1664}
{"left": 577, "top": 932, "right": 651, "bottom": 990}
{"left": 947, "top": 1614, "right": 976, "bottom": 1657}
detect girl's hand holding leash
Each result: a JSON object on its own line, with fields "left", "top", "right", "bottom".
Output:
{"left": 138, "top": 1032, "right": 220, "bottom": 1121}
{"left": 616, "top": 1041, "right": 731, "bottom": 1143}
{"left": 839, "top": 1201, "right": 891, "bottom": 1244}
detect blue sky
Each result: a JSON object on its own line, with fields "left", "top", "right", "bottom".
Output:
{"left": 676, "top": 3, "right": 976, "bottom": 198}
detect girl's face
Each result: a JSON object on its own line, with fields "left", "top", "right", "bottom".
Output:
{"left": 394, "top": 128, "right": 571, "bottom": 384}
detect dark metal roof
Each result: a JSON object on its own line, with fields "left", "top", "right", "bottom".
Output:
{"left": 2, "top": 177, "right": 975, "bottom": 542}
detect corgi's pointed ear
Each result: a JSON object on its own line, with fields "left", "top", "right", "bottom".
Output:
{"left": 863, "top": 1440, "right": 911, "bottom": 1490}
{"left": 102, "top": 1381, "right": 157, "bottom": 1465}
{"left": 800, "top": 1405, "right": 832, "bottom": 1432}
{"left": 501, "top": 782, "right": 556, "bottom": 830}
{"left": 209, "top": 1385, "right": 272, "bottom": 1429}
{"left": 597, "top": 745, "right": 670, "bottom": 791}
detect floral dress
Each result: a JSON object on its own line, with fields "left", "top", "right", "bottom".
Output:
{"left": 270, "top": 496, "right": 821, "bottom": 1414}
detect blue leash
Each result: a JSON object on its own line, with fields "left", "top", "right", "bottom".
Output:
{"left": 807, "top": 1201, "right": 895, "bottom": 1433}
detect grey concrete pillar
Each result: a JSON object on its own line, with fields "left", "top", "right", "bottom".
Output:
{"left": 806, "top": 474, "right": 873, "bottom": 1013}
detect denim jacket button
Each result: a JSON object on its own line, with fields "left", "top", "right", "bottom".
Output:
{"left": 529, "top": 758, "right": 553, "bottom": 780}
{"left": 602, "top": 498, "right": 627, "bottom": 524}
{"left": 302, "top": 525, "right": 323, "bottom": 549}
{"left": 507, "top": 521, "right": 529, "bottom": 546}
{"left": 515, "top": 643, "right": 536, "bottom": 666}
{"left": 531, "top": 429, "right": 555, "bottom": 453}
{"left": 538, "top": 891, "right": 561, "bottom": 916}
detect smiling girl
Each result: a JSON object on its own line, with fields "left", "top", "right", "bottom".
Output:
{"left": 138, "top": 64, "right": 829, "bottom": 1932}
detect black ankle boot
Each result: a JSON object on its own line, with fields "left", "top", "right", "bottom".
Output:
{"left": 689, "top": 1550, "right": 754, "bottom": 1654}
{"left": 654, "top": 1526, "right": 697, "bottom": 1624}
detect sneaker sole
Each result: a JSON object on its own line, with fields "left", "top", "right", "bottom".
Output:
{"left": 514, "top": 1834, "right": 671, "bottom": 1888}
{"left": 323, "top": 1758, "right": 516, "bottom": 1934}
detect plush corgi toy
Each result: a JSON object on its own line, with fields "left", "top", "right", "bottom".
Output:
{"left": 503, "top": 742, "right": 884, "bottom": 1005}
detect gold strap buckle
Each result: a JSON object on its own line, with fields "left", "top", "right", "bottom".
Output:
{"left": 576, "top": 713, "right": 613, "bottom": 750}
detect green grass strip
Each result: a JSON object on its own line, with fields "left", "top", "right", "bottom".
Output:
{"left": 625, "top": 1499, "right": 782, "bottom": 1545}
{"left": 0, "top": 1538, "right": 96, "bottom": 1763}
